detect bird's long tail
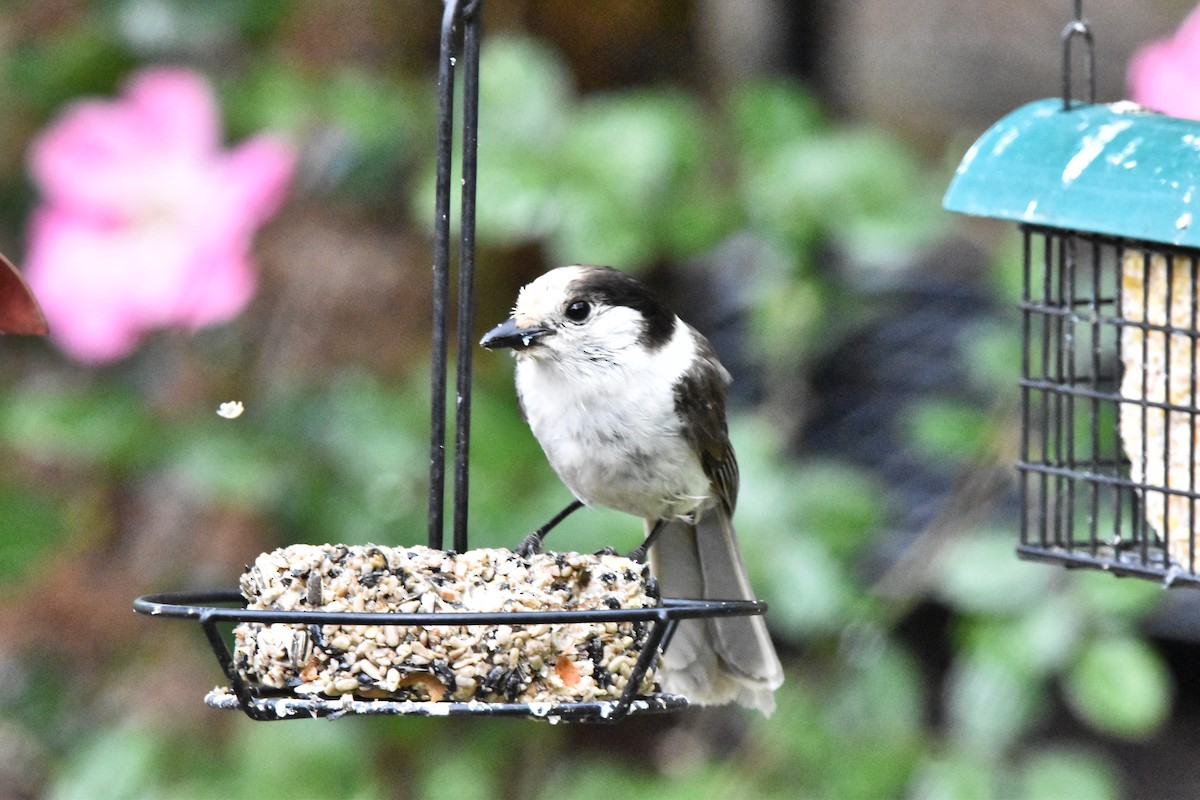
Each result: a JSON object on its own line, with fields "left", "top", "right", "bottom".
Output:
{"left": 649, "top": 510, "right": 783, "bottom": 714}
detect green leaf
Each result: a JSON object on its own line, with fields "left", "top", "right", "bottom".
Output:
{"left": 944, "top": 656, "right": 1040, "bottom": 754}
{"left": 546, "top": 186, "right": 655, "bottom": 268}
{"left": 1069, "top": 570, "right": 1164, "bottom": 623}
{"left": 1064, "top": 636, "right": 1172, "bottom": 739}
{"left": 0, "top": 483, "right": 68, "bottom": 584}
{"left": 48, "top": 725, "right": 162, "bottom": 800}
{"left": 473, "top": 150, "right": 562, "bottom": 244}
{"left": 733, "top": 418, "right": 884, "bottom": 565}
{"left": 8, "top": 33, "right": 135, "bottom": 118}
{"left": 758, "top": 535, "right": 851, "bottom": 636}
{"left": 959, "top": 320, "right": 1022, "bottom": 399}
{"left": 958, "top": 595, "right": 1085, "bottom": 677}
{"left": 908, "top": 754, "right": 1000, "bottom": 800}
{"left": 165, "top": 427, "right": 285, "bottom": 509}
{"left": 729, "top": 80, "right": 825, "bottom": 162}
{"left": 230, "top": 722, "right": 382, "bottom": 799}
{"left": 937, "top": 532, "right": 1053, "bottom": 614}
{"left": 0, "top": 385, "right": 154, "bottom": 470}
{"left": 479, "top": 35, "right": 573, "bottom": 145}
{"left": 560, "top": 91, "right": 705, "bottom": 213}
{"left": 1018, "top": 749, "right": 1119, "bottom": 800}
{"left": 903, "top": 398, "right": 995, "bottom": 462}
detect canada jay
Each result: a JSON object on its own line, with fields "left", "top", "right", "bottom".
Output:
{"left": 480, "top": 265, "right": 783, "bottom": 714}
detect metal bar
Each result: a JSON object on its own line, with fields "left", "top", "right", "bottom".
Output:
{"left": 208, "top": 692, "right": 690, "bottom": 722}
{"left": 199, "top": 611, "right": 272, "bottom": 721}
{"left": 1016, "top": 545, "right": 1200, "bottom": 588}
{"left": 605, "top": 611, "right": 671, "bottom": 723}
{"left": 1064, "top": 236, "right": 1078, "bottom": 549}
{"left": 133, "top": 592, "right": 768, "bottom": 626}
{"left": 1163, "top": 247, "right": 1176, "bottom": 565}
{"left": 1053, "top": 234, "right": 1068, "bottom": 546}
{"left": 1113, "top": 238, "right": 1126, "bottom": 546}
{"left": 1040, "top": 233, "right": 1054, "bottom": 548}
{"left": 1139, "top": 247, "right": 1152, "bottom": 564}
{"left": 1061, "top": 0, "right": 1095, "bottom": 110}
{"left": 428, "top": 0, "right": 463, "bottom": 549}
{"left": 1018, "top": 461, "right": 1200, "bottom": 500}
{"left": 1190, "top": 254, "right": 1198, "bottom": 572}
{"left": 1020, "top": 229, "right": 1033, "bottom": 547}
{"left": 1087, "top": 235, "right": 1102, "bottom": 553}
{"left": 1019, "top": 300, "right": 1200, "bottom": 339}
{"left": 453, "top": 0, "right": 482, "bottom": 553}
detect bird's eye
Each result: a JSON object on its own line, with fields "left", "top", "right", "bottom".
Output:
{"left": 564, "top": 300, "right": 591, "bottom": 322}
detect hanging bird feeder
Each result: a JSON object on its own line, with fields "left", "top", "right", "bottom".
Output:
{"left": 133, "top": 0, "right": 765, "bottom": 722}
{"left": 944, "top": 2, "right": 1200, "bottom": 583}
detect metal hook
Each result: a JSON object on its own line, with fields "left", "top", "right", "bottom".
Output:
{"left": 1061, "top": 0, "right": 1095, "bottom": 110}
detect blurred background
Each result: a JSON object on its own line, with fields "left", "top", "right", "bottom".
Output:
{"left": 1, "top": 1, "right": 1199, "bottom": 797}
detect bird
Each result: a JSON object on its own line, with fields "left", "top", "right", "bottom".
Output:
{"left": 480, "top": 265, "right": 783, "bottom": 714}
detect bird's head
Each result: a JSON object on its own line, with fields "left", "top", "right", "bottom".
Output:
{"left": 480, "top": 266, "right": 676, "bottom": 364}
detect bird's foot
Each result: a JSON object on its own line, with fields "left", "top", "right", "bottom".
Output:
{"left": 624, "top": 544, "right": 649, "bottom": 563}
{"left": 593, "top": 546, "right": 618, "bottom": 557}
{"left": 515, "top": 533, "right": 544, "bottom": 558}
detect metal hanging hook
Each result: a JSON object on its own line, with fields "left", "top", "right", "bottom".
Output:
{"left": 1061, "top": 0, "right": 1095, "bottom": 110}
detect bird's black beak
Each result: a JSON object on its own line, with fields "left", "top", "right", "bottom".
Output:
{"left": 480, "top": 318, "right": 553, "bottom": 351}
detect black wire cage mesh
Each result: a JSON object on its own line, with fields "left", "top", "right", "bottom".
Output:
{"left": 132, "top": 0, "right": 766, "bottom": 723}
{"left": 946, "top": 2, "right": 1200, "bottom": 586}
{"left": 1018, "top": 228, "right": 1200, "bottom": 583}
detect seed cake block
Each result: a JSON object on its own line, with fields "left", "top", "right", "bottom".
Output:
{"left": 234, "top": 544, "right": 661, "bottom": 704}
{"left": 1120, "top": 251, "right": 1200, "bottom": 568}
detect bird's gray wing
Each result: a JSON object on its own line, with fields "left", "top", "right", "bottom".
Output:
{"left": 673, "top": 328, "right": 739, "bottom": 512}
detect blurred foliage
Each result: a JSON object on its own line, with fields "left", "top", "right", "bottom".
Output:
{"left": 0, "top": 2, "right": 1180, "bottom": 800}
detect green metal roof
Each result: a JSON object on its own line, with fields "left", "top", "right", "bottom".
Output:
{"left": 943, "top": 98, "right": 1200, "bottom": 248}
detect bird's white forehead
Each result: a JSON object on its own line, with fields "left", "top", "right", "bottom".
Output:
{"left": 513, "top": 266, "right": 587, "bottom": 325}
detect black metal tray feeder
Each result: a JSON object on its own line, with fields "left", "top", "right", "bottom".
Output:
{"left": 132, "top": 0, "right": 766, "bottom": 723}
{"left": 944, "top": 1, "right": 1200, "bottom": 585}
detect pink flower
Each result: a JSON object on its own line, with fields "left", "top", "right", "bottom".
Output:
{"left": 1129, "top": 5, "right": 1200, "bottom": 120}
{"left": 25, "top": 67, "right": 296, "bottom": 363}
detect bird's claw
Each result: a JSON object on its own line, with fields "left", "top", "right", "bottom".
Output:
{"left": 593, "top": 546, "right": 617, "bottom": 557}
{"left": 515, "top": 533, "right": 544, "bottom": 558}
{"left": 624, "top": 545, "right": 648, "bottom": 563}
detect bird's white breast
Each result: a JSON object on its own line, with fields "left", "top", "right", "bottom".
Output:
{"left": 515, "top": 318, "right": 713, "bottom": 520}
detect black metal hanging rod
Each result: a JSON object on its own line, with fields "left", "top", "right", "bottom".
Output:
{"left": 429, "top": 0, "right": 482, "bottom": 553}
{"left": 1061, "top": 0, "right": 1095, "bottom": 110}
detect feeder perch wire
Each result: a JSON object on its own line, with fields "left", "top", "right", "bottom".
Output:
{"left": 132, "top": 0, "right": 769, "bottom": 722}
{"left": 944, "top": 2, "right": 1200, "bottom": 585}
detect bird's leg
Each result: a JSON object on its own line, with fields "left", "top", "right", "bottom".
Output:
{"left": 626, "top": 519, "right": 668, "bottom": 563}
{"left": 516, "top": 499, "right": 584, "bottom": 557}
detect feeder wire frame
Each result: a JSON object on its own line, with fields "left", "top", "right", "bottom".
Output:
{"left": 1017, "top": 225, "right": 1200, "bottom": 585}
{"left": 132, "top": 590, "right": 766, "bottom": 723}
{"left": 132, "top": 0, "right": 770, "bottom": 723}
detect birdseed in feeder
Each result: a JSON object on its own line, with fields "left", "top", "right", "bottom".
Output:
{"left": 234, "top": 544, "right": 661, "bottom": 704}
{"left": 1120, "top": 251, "right": 1200, "bottom": 567}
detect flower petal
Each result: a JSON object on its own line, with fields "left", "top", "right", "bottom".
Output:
{"left": 23, "top": 65, "right": 295, "bottom": 364}
{"left": 1129, "top": 7, "right": 1200, "bottom": 120}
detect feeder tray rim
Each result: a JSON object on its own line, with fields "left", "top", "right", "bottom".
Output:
{"left": 132, "top": 589, "right": 768, "bottom": 627}
{"left": 1016, "top": 544, "right": 1199, "bottom": 587}
{"left": 202, "top": 687, "right": 691, "bottom": 722}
